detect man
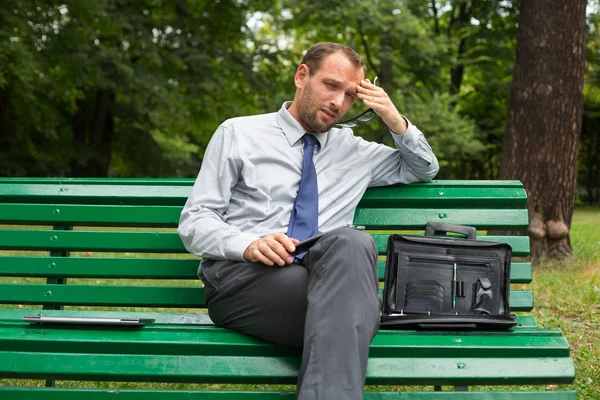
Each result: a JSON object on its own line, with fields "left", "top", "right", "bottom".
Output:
{"left": 178, "top": 42, "right": 439, "bottom": 399}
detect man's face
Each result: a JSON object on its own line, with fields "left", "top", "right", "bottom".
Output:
{"left": 293, "top": 52, "right": 365, "bottom": 133}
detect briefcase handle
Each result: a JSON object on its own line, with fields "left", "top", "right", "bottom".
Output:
{"left": 425, "top": 222, "right": 477, "bottom": 240}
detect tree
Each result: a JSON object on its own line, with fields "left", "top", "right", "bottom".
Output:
{"left": 0, "top": 0, "right": 275, "bottom": 178}
{"left": 499, "top": 0, "right": 587, "bottom": 261}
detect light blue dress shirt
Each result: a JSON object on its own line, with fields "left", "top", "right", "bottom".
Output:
{"left": 178, "top": 102, "right": 439, "bottom": 262}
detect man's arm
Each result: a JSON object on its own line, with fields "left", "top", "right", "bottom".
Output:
{"left": 354, "top": 79, "right": 439, "bottom": 185}
{"left": 178, "top": 126, "right": 259, "bottom": 261}
{"left": 178, "top": 125, "right": 298, "bottom": 266}
{"left": 356, "top": 79, "right": 408, "bottom": 134}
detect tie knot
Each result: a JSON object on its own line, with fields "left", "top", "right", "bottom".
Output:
{"left": 303, "top": 134, "right": 317, "bottom": 148}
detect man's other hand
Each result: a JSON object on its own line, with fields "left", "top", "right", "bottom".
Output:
{"left": 243, "top": 233, "right": 299, "bottom": 266}
{"left": 356, "top": 79, "right": 408, "bottom": 134}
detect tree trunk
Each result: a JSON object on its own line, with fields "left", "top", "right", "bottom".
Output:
{"left": 88, "top": 88, "right": 115, "bottom": 177}
{"left": 499, "top": 0, "right": 586, "bottom": 262}
{"left": 448, "top": 0, "right": 470, "bottom": 95}
{"left": 70, "top": 89, "right": 115, "bottom": 177}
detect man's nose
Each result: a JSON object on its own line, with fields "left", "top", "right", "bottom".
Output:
{"left": 330, "top": 91, "right": 344, "bottom": 110}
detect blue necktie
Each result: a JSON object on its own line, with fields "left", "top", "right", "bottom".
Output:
{"left": 287, "top": 134, "right": 319, "bottom": 246}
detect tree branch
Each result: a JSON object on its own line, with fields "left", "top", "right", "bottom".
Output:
{"left": 431, "top": 0, "right": 440, "bottom": 35}
{"left": 356, "top": 22, "right": 381, "bottom": 78}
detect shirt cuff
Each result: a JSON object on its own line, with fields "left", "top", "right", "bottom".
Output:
{"left": 390, "top": 116, "right": 417, "bottom": 146}
{"left": 390, "top": 117, "right": 434, "bottom": 165}
{"left": 225, "top": 232, "right": 260, "bottom": 261}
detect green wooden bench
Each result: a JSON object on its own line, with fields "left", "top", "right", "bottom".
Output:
{"left": 0, "top": 178, "right": 576, "bottom": 399}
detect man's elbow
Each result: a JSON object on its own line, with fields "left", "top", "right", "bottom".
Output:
{"left": 413, "top": 155, "right": 439, "bottom": 182}
{"left": 423, "top": 157, "right": 440, "bottom": 181}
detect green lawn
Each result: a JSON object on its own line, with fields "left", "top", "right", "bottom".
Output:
{"left": 1, "top": 207, "right": 599, "bottom": 397}
{"left": 528, "top": 206, "right": 600, "bottom": 398}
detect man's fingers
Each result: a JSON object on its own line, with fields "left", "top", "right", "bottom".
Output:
{"left": 244, "top": 234, "right": 297, "bottom": 267}
{"left": 252, "top": 248, "right": 275, "bottom": 266}
{"left": 261, "top": 238, "right": 294, "bottom": 266}
{"left": 273, "top": 232, "right": 297, "bottom": 253}
{"left": 360, "top": 97, "right": 388, "bottom": 111}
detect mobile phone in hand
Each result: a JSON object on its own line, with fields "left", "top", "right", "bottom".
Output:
{"left": 291, "top": 233, "right": 326, "bottom": 256}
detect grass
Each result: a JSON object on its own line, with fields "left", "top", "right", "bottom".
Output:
{"left": 527, "top": 206, "right": 600, "bottom": 398}
{"left": 1, "top": 207, "right": 599, "bottom": 398}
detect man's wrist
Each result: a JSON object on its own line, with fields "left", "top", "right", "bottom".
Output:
{"left": 388, "top": 114, "right": 409, "bottom": 135}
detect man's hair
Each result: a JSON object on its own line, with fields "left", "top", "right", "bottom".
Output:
{"left": 301, "top": 42, "right": 367, "bottom": 76}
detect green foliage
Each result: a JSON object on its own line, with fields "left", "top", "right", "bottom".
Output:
{"left": 0, "top": 0, "right": 596, "bottom": 188}
{"left": 0, "top": 0, "right": 275, "bottom": 177}
{"left": 264, "top": 0, "right": 519, "bottom": 179}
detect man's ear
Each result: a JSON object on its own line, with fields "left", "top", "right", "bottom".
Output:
{"left": 294, "top": 64, "right": 310, "bottom": 88}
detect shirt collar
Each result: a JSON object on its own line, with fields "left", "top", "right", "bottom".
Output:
{"left": 276, "top": 101, "right": 328, "bottom": 148}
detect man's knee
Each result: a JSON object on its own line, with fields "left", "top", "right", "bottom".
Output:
{"left": 305, "top": 227, "right": 378, "bottom": 284}
{"left": 318, "top": 227, "right": 378, "bottom": 259}
{"left": 319, "top": 227, "right": 377, "bottom": 267}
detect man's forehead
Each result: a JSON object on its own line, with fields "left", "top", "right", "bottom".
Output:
{"left": 320, "top": 52, "right": 365, "bottom": 78}
{"left": 318, "top": 63, "right": 364, "bottom": 88}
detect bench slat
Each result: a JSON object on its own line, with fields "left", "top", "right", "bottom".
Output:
{"left": 0, "top": 257, "right": 200, "bottom": 279}
{"left": 0, "top": 179, "right": 525, "bottom": 205}
{"left": 0, "top": 204, "right": 529, "bottom": 229}
{"left": 355, "top": 209, "right": 529, "bottom": 229}
{"left": 0, "top": 230, "right": 186, "bottom": 253}
{"left": 0, "top": 257, "right": 531, "bottom": 283}
{"left": 0, "top": 204, "right": 181, "bottom": 226}
{"left": 0, "top": 183, "right": 191, "bottom": 206}
{"left": 0, "top": 351, "right": 575, "bottom": 385}
{"left": 0, "top": 323, "right": 570, "bottom": 358}
{"left": 0, "top": 388, "right": 580, "bottom": 400}
{"left": 0, "top": 284, "right": 204, "bottom": 308}
{"left": 0, "top": 284, "right": 535, "bottom": 311}
{"left": 0, "top": 309, "right": 539, "bottom": 329}
{"left": 0, "top": 231, "right": 530, "bottom": 256}
{"left": 358, "top": 181, "right": 527, "bottom": 208}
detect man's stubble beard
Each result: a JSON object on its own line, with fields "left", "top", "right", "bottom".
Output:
{"left": 297, "top": 81, "right": 338, "bottom": 133}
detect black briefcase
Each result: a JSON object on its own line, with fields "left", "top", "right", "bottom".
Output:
{"left": 380, "top": 222, "right": 518, "bottom": 330}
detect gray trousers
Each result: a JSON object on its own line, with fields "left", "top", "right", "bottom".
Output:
{"left": 201, "top": 227, "right": 380, "bottom": 399}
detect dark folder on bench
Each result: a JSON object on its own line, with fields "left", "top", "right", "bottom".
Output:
{"left": 380, "top": 222, "right": 517, "bottom": 330}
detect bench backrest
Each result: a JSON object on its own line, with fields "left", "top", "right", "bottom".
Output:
{"left": 0, "top": 178, "right": 532, "bottom": 312}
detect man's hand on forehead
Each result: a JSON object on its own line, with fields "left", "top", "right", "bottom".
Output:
{"left": 356, "top": 79, "right": 408, "bottom": 134}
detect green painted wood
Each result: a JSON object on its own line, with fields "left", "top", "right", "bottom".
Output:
{"left": 0, "top": 309, "right": 216, "bottom": 325}
{"left": 0, "top": 178, "right": 193, "bottom": 185}
{"left": 0, "top": 388, "right": 579, "bottom": 400}
{"left": 0, "top": 257, "right": 200, "bottom": 279}
{"left": 0, "top": 309, "right": 540, "bottom": 329}
{"left": 376, "top": 260, "right": 532, "bottom": 283}
{"left": 1, "top": 179, "right": 574, "bottom": 393}
{"left": 0, "top": 257, "right": 529, "bottom": 283}
{"left": 0, "top": 322, "right": 569, "bottom": 358}
{"left": 0, "top": 183, "right": 191, "bottom": 206}
{"left": 0, "top": 231, "right": 530, "bottom": 256}
{"left": 0, "top": 204, "right": 181, "bottom": 226}
{"left": 0, "top": 284, "right": 205, "bottom": 308}
{"left": 508, "top": 290, "right": 534, "bottom": 312}
{"left": 354, "top": 209, "right": 529, "bottom": 229}
{"left": 358, "top": 182, "right": 527, "bottom": 208}
{"left": 0, "top": 204, "right": 530, "bottom": 229}
{"left": 0, "top": 284, "right": 533, "bottom": 310}
{"left": 373, "top": 235, "right": 530, "bottom": 256}
{"left": 0, "top": 230, "right": 186, "bottom": 252}
{"left": 0, "top": 351, "right": 575, "bottom": 385}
